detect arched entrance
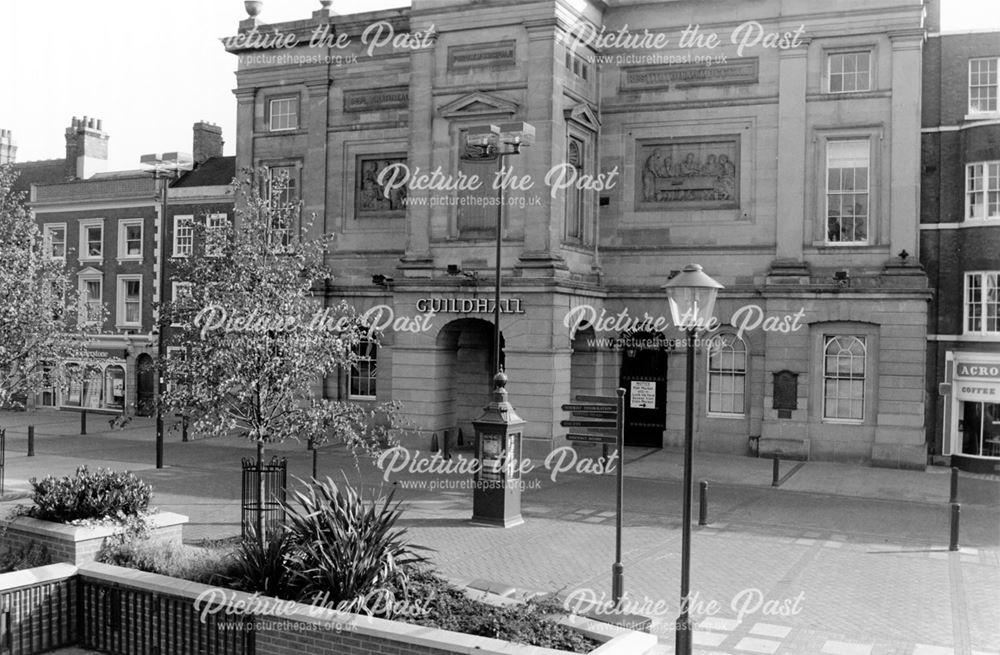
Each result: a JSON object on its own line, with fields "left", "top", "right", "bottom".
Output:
{"left": 436, "top": 319, "right": 505, "bottom": 443}
{"left": 136, "top": 354, "right": 155, "bottom": 416}
{"left": 619, "top": 331, "right": 669, "bottom": 447}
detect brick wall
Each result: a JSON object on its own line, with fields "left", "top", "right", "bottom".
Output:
{"left": 0, "top": 564, "right": 78, "bottom": 654}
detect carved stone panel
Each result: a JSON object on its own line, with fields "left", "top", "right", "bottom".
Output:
{"left": 773, "top": 370, "right": 799, "bottom": 413}
{"left": 635, "top": 136, "right": 739, "bottom": 210}
{"left": 356, "top": 156, "right": 407, "bottom": 217}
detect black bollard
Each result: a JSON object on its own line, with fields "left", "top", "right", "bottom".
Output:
{"left": 430, "top": 432, "right": 439, "bottom": 454}
{"left": 772, "top": 457, "right": 780, "bottom": 487}
{"left": 80, "top": 409, "right": 87, "bottom": 435}
{"left": 949, "top": 466, "right": 959, "bottom": 504}
{"left": 182, "top": 416, "right": 189, "bottom": 443}
{"left": 698, "top": 481, "right": 708, "bottom": 526}
{"left": 443, "top": 430, "right": 451, "bottom": 461}
{"left": 949, "top": 503, "right": 960, "bottom": 552}
{"left": 27, "top": 425, "right": 35, "bottom": 457}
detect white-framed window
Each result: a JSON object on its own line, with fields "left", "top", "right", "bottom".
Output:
{"left": 966, "top": 161, "right": 1000, "bottom": 220}
{"left": 706, "top": 333, "right": 747, "bottom": 417}
{"left": 205, "top": 213, "right": 229, "bottom": 257}
{"left": 965, "top": 272, "right": 1000, "bottom": 335}
{"left": 116, "top": 275, "right": 142, "bottom": 327}
{"left": 117, "top": 219, "right": 143, "bottom": 260}
{"left": 78, "top": 274, "right": 103, "bottom": 328}
{"left": 269, "top": 96, "right": 299, "bottom": 131}
{"left": 969, "top": 57, "right": 998, "bottom": 115}
{"left": 348, "top": 338, "right": 377, "bottom": 400}
{"left": 265, "top": 166, "right": 299, "bottom": 250}
{"left": 170, "top": 281, "right": 193, "bottom": 327}
{"left": 823, "top": 335, "right": 866, "bottom": 421}
{"left": 79, "top": 219, "right": 104, "bottom": 261}
{"left": 173, "top": 215, "right": 193, "bottom": 257}
{"left": 828, "top": 51, "right": 871, "bottom": 93}
{"left": 43, "top": 223, "right": 66, "bottom": 260}
{"left": 825, "top": 139, "right": 870, "bottom": 244}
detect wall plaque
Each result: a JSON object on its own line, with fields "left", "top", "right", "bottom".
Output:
{"left": 622, "top": 57, "right": 759, "bottom": 91}
{"left": 356, "top": 156, "right": 407, "bottom": 216}
{"left": 448, "top": 40, "right": 516, "bottom": 71}
{"left": 636, "top": 136, "right": 739, "bottom": 209}
{"left": 773, "top": 370, "right": 799, "bottom": 417}
{"left": 343, "top": 87, "right": 409, "bottom": 113}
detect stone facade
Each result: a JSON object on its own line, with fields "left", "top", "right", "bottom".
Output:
{"left": 227, "top": 0, "right": 931, "bottom": 467}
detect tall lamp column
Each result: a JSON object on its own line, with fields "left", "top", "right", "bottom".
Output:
{"left": 662, "top": 263, "right": 723, "bottom": 655}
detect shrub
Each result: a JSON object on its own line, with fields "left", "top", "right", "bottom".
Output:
{"left": 98, "top": 538, "right": 236, "bottom": 585}
{"left": 27, "top": 466, "right": 152, "bottom": 523}
{"left": 282, "top": 477, "right": 426, "bottom": 610}
{"left": 224, "top": 524, "right": 295, "bottom": 598}
{"left": 0, "top": 541, "right": 52, "bottom": 573}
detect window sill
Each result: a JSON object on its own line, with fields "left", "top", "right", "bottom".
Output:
{"left": 116, "top": 324, "right": 142, "bottom": 331}
{"left": 706, "top": 413, "right": 746, "bottom": 420}
{"left": 348, "top": 395, "right": 377, "bottom": 402}
{"left": 116, "top": 257, "right": 143, "bottom": 264}
{"left": 964, "top": 112, "right": 1000, "bottom": 122}
{"left": 79, "top": 257, "right": 104, "bottom": 263}
{"left": 821, "top": 418, "right": 865, "bottom": 425}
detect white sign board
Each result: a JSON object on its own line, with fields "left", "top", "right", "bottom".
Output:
{"left": 630, "top": 381, "right": 656, "bottom": 409}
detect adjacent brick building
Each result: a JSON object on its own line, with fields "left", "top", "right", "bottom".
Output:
{"left": 225, "top": 0, "right": 932, "bottom": 467}
{"left": 921, "top": 27, "right": 1000, "bottom": 473}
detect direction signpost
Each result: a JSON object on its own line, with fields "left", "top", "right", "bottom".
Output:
{"left": 561, "top": 389, "right": 627, "bottom": 604}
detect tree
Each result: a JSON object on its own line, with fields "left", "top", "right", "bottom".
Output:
{"left": 0, "top": 165, "right": 91, "bottom": 409}
{"left": 158, "top": 168, "right": 400, "bottom": 540}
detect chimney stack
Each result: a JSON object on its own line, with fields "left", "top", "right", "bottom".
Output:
{"left": 64, "top": 116, "right": 109, "bottom": 180}
{"left": 192, "top": 121, "right": 224, "bottom": 165}
{"left": 0, "top": 129, "right": 16, "bottom": 165}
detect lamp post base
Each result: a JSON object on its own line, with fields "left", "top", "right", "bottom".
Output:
{"left": 675, "top": 615, "right": 692, "bottom": 655}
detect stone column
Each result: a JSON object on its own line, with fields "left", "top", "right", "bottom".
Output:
{"left": 399, "top": 37, "right": 436, "bottom": 276}
{"left": 773, "top": 43, "right": 810, "bottom": 266}
{"left": 233, "top": 88, "right": 256, "bottom": 175}
{"left": 304, "top": 80, "right": 330, "bottom": 242}
{"left": 887, "top": 29, "right": 925, "bottom": 260}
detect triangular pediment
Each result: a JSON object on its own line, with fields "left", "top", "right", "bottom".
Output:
{"left": 564, "top": 103, "right": 601, "bottom": 131}
{"left": 77, "top": 266, "right": 103, "bottom": 277}
{"left": 438, "top": 91, "right": 519, "bottom": 119}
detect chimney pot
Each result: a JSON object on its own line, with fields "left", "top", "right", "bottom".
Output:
{"left": 96, "top": 119, "right": 103, "bottom": 131}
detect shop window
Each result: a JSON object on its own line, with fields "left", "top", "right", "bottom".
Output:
{"left": 104, "top": 365, "right": 125, "bottom": 410}
{"left": 965, "top": 272, "right": 1000, "bottom": 335}
{"left": 959, "top": 401, "right": 1000, "bottom": 457}
{"left": 828, "top": 51, "right": 871, "bottom": 93}
{"left": 43, "top": 224, "right": 66, "bottom": 260}
{"left": 268, "top": 96, "right": 299, "bottom": 132}
{"left": 348, "top": 339, "right": 377, "bottom": 400}
{"left": 707, "top": 333, "right": 747, "bottom": 416}
{"left": 969, "top": 57, "right": 998, "bottom": 115}
{"left": 823, "top": 335, "right": 866, "bottom": 421}
{"left": 35, "top": 363, "right": 56, "bottom": 407}
{"left": 173, "top": 215, "right": 193, "bottom": 257}
{"left": 825, "top": 140, "right": 870, "bottom": 244}
{"left": 965, "top": 161, "right": 1000, "bottom": 220}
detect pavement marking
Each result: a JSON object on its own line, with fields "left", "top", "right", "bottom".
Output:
{"left": 698, "top": 617, "right": 740, "bottom": 632}
{"left": 794, "top": 538, "right": 816, "bottom": 545}
{"left": 823, "top": 540, "right": 843, "bottom": 549}
{"left": 582, "top": 516, "right": 605, "bottom": 523}
{"left": 733, "top": 636, "right": 781, "bottom": 653}
{"left": 597, "top": 511, "right": 616, "bottom": 517}
{"left": 748, "top": 623, "right": 792, "bottom": 638}
{"left": 694, "top": 630, "right": 729, "bottom": 647}
{"left": 912, "top": 645, "right": 954, "bottom": 655}
{"left": 821, "top": 641, "right": 873, "bottom": 655}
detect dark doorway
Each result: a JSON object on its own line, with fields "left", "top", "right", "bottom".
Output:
{"left": 619, "top": 332, "right": 668, "bottom": 447}
{"left": 136, "top": 354, "right": 155, "bottom": 416}
{"left": 436, "top": 319, "right": 505, "bottom": 441}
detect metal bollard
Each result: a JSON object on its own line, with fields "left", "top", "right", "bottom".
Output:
{"left": 443, "top": 430, "right": 451, "bottom": 461}
{"left": 27, "top": 425, "right": 35, "bottom": 457}
{"left": 182, "top": 416, "right": 189, "bottom": 442}
{"left": 80, "top": 409, "right": 87, "bottom": 435}
{"left": 698, "top": 481, "right": 709, "bottom": 526}
{"left": 430, "top": 432, "right": 439, "bottom": 453}
{"left": 949, "top": 466, "right": 959, "bottom": 504}
{"left": 772, "top": 457, "right": 780, "bottom": 487}
{"left": 949, "top": 503, "right": 960, "bottom": 552}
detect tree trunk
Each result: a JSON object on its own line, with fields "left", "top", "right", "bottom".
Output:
{"left": 256, "top": 438, "right": 265, "bottom": 547}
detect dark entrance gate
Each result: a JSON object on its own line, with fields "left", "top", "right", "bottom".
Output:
{"left": 619, "top": 332, "right": 669, "bottom": 447}
{"left": 135, "top": 353, "right": 154, "bottom": 416}
{"left": 241, "top": 456, "right": 287, "bottom": 540}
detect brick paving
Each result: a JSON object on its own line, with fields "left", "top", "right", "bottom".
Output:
{"left": 2, "top": 411, "right": 998, "bottom": 655}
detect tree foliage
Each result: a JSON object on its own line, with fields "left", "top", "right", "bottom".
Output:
{"left": 0, "top": 164, "right": 92, "bottom": 408}
{"left": 158, "top": 168, "right": 399, "bottom": 452}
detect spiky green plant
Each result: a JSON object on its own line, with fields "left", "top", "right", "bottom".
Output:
{"left": 226, "top": 524, "right": 296, "bottom": 598}
{"left": 282, "top": 477, "right": 426, "bottom": 613}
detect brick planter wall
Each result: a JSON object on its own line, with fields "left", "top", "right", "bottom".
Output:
{"left": 2, "top": 512, "right": 188, "bottom": 565}
{"left": 0, "top": 564, "right": 78, "bottom": 654}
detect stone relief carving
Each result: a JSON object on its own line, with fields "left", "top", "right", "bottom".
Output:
{"left": 357, "top": 157, "right": 407, "bottom": 214}
{"left": 638, "top": 140, "right": 738, "bottom": 205}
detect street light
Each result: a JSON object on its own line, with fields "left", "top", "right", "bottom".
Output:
{"left": 461, "top": 121, "right": 534, "bottom": 376}
{"left": 662, "top": 263, "right": 723, "bottom": 655}
{"left": 140, "top": 152, "right": 192, "bottom": 469}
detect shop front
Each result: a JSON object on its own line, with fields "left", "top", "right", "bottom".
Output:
{"left": 942, "top": 353, "right": 1000, "bottom": 473}
{"left": 55, "top": 350, "right": 129, "bottom": 414}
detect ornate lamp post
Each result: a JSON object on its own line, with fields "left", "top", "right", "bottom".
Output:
{"left": 461, "top": 122, "right": 534, "bottom": 376}
{"left": 662, "top": 263, "right": 723, "bottom": 655}
{"left": 140, "top": 152, "right": 192, "bottom": 469}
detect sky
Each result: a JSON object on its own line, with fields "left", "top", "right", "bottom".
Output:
{"left": 2, "top": 0, "right": 998, "bottom": 170}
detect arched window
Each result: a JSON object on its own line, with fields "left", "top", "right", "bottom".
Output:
{"left": 348, "top": 338, "right": 377, "bottom": 400}
{"left": 823, "top": 335, "right": 866, "bottom": 420}
{"left": 565, "top": 138, "right": 585, "bottom": 241}
{"left": 707, "top": 333, "right": 747, "bottom": 416}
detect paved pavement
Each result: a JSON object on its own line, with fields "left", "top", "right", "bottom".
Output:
{"left": 2, "top": 410, "right": 998, "bottom": 655}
